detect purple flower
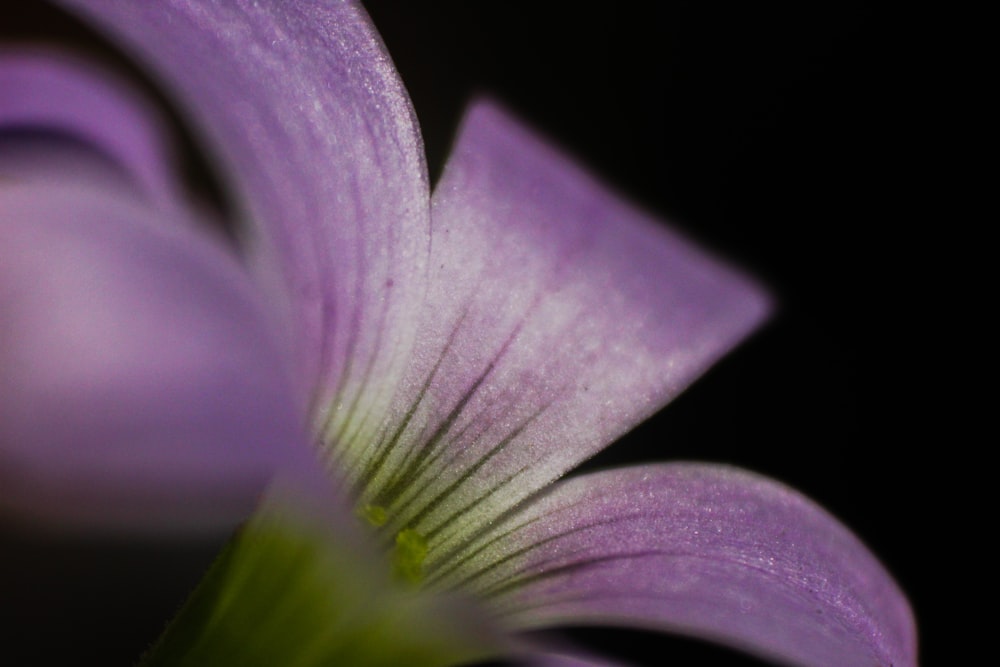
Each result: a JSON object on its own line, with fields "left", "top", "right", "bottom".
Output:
{"left": 0, "top": 2, "right": 916, "bottom": 666}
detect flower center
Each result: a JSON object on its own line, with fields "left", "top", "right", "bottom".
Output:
{"left": 361, "top": 503, "right": 429, "bottom": 586}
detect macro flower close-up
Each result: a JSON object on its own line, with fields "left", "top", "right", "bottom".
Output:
{"left": 1, "top": 2, "right": 917, "bottom": 666}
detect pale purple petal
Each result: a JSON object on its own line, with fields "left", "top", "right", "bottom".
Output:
{"left": 0, "top": 181, "right": 304, "bottom": 534}
{"left": 0, "top": 50, "right": 178, "bottom": 206}
{"left": 433, "top": 464, "right": 916, "bottom": 667}
{"left": 355, "top": 101, "right": 771, "bottom": 557}
{"left": 54, "top": 0, "right": 432, "bottom": 440}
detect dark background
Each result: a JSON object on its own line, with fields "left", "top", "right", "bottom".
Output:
{"left": 3, "top": 2, "right": 956, "bottom": 665}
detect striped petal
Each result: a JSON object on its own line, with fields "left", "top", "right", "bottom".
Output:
{"left": 0, "top": 181, "right": 303, "bottom": 533}
{"left": 350, "top": 101, "right": 770, "bottom": 559}
{"left": 54, "top": 0, "right": 432, "bottom": 443}
{"left": 433, "top": 464, "right": 917, "bottom": 667}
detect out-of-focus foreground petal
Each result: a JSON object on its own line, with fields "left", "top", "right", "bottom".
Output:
{"left": 351, "top": 101, "right": 771, "bottom": 559}
{"left": 54, "top": 0, "right": 432, "bottom": 434}
{"left": 435, "top": 464, "right": 916, "bottom": 667}
{"left": 137, "top": 466, "right": 505, "bottom": 667}
{"left": 0, "top": 50, "right": 178, "bottom": 206}
{"left": 0, "top": 181, "right": 304, "bottom": 534}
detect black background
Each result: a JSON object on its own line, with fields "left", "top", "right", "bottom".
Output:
{"left": 2, "top": 2, "right": 957, "bottom": 665}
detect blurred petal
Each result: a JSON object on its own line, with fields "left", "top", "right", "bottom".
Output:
{"left": 0, "top": 50, "right": 178, "bottom": 205}
{"left": 354, "top": 101, "right": 770, "bottom": 558}
{"left": 434, "top": 464, "right": 916, "bottom": 667}
{"left": 54, "top": 0, "right": 432, "bottom": 436}
{"left": 0, "top": 181, "right": 304, "bottom": 534}
{"left": 138, "top": 462, "right": 504, "bottom": 667}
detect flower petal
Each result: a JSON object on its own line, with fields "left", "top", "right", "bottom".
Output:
{"left": 0, "top": 50, "right": 178, "bottom": 206}
{"left": 433, "top": 464, "right": 916, "bottom": 667}
{"left": 354, "top": 101, "right": 770, "bottom": 557}
{"left": 54, "top": 0, "right": 432, "bottom": 434}
{"left": 0, "top": 181, "right": 304, "bottom": 534}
